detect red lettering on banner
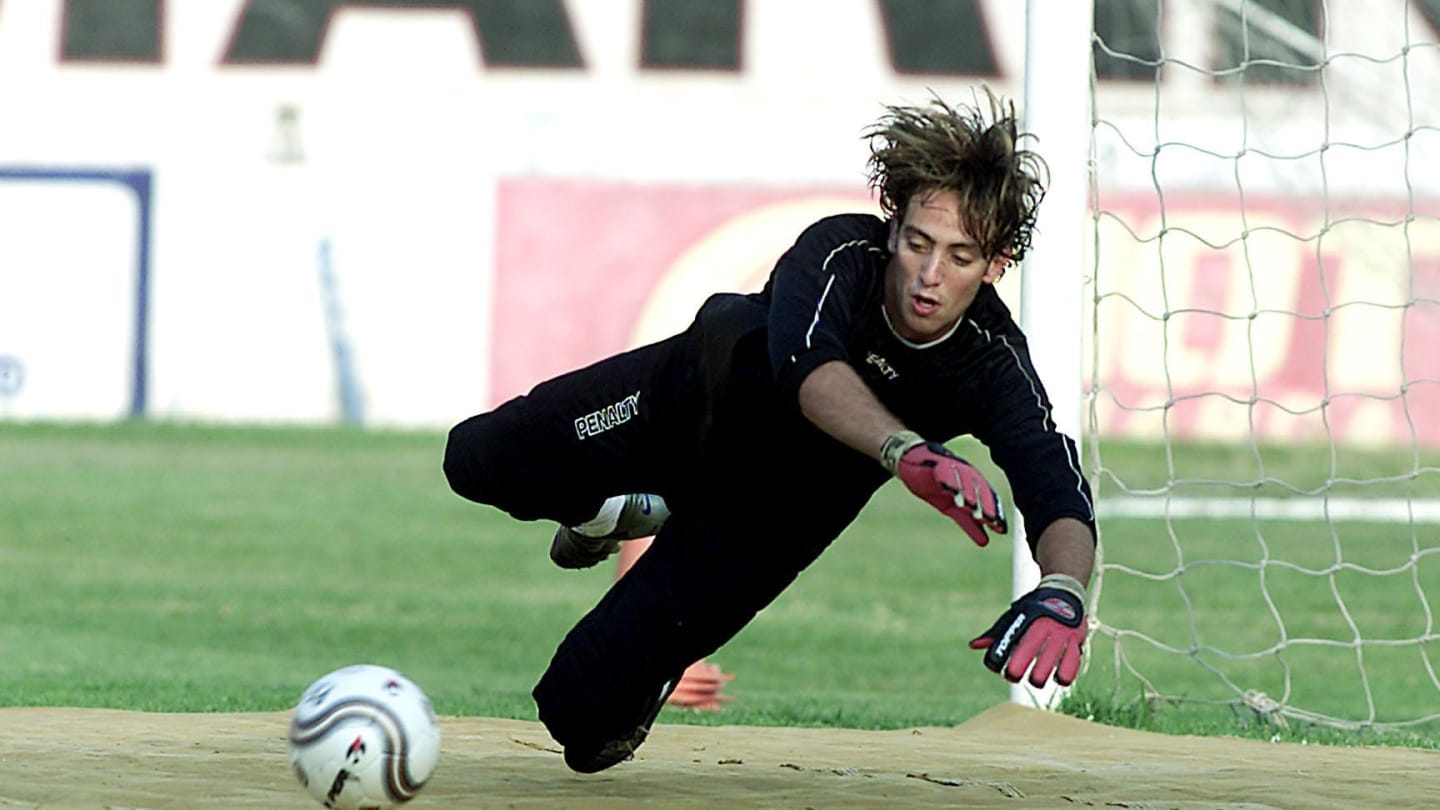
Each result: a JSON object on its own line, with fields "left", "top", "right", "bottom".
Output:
{"left": 1183, "top": 253, "right": 1231, "bottom": 353}
{"left": 1093, "top": 196, "right": 1440, "bottom": 447}
{"left": 1401, "top": 256, "right": 1440, "bottom": 440}
{"left": 1406, "top": 257, "right": 1440, "bottom": 379}
{"left": 1284, "top": 251, "right": 1330, "bottom": 389}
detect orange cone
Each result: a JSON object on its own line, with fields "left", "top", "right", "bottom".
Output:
{"left": 667, "top": 660, "right": 736, "bottom": 710}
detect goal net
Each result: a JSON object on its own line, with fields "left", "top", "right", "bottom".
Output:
{"left": 1084, "top": 0, "right": 1440, "bottom": 732}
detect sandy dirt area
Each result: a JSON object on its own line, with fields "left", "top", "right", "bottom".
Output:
{"left": 0, "top": 703, "right": 1432, "bottom": 808}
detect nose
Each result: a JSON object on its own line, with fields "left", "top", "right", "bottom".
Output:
{"left": 918, "top": 253, "right": 943, "bottom": 285}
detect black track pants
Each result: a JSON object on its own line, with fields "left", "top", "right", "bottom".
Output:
{"left": 443, "top": 330, "right": 701, "bottom": 528}
{"left": 443, "top": 296, "right": 884, "bottom": 750}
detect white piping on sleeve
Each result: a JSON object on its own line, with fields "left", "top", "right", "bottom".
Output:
{"left": 803, "top": 274, "right": 837, "bottom": 349}
{"left": 968, "top": 320, "right": 1096, "bottom": 521}
{"left": 802, "top": 239, "right": 883, "bottom": 349}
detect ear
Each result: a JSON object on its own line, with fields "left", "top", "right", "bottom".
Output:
{"left": 887, "top": 218, "right": 900, "bottom": 253}
{"left": 983, "top": 256, "right": 1010, "bottom": 284}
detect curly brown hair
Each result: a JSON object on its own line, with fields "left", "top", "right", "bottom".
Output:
{"left": 865, "top": 88, "right": 1048, "bottom": 263}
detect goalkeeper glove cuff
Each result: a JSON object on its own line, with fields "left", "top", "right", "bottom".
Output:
{"left": 879, "top": 429, "right": 926, "bottom": 474}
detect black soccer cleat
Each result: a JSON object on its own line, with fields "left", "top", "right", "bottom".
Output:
{"left": 561, "top": 678, "right": 678, "bottom": 773}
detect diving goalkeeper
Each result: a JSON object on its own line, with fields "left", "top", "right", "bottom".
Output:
{"left": 443, "top": 87, "right": 1097, "bottom": 774}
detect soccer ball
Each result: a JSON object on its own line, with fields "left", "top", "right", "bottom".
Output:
{"left": 289, "top": 664, "right": 442, "bottom": 810}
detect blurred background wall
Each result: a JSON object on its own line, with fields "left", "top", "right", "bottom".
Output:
{"left": 0, "top": 0, "right": 1435, "bottom": 446}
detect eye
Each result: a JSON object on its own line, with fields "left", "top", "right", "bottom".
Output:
{"left": 907, "top": 240, "right": 930, "bottom": 253}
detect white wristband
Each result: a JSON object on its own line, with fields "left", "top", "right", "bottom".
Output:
{"left": 1037, "top": 573, "right": 1087, "bottom": 602}
{"left": 879, "top": 429, "right": 926, "bottom": 474}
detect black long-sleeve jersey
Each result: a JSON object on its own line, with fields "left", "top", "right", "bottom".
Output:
{"left": 754, "top": 213, "right": 1097, "bottom": 546}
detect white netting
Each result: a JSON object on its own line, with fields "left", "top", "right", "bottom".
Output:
{"left": 1086, "top": 0, "right": 1440, "bottom": 731}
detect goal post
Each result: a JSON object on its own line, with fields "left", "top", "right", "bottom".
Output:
{"left": 1014, "top": 0, "right": 1095, "bottom": 709}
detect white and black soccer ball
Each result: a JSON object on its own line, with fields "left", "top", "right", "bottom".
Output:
{"left": 289, "top": 664, "right": 442, "bottom": 810}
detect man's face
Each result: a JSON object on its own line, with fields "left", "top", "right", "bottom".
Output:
{"left": 883, "top": 189, "right": 1007, "bottom": 343}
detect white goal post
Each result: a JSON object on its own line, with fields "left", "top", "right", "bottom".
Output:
{"left": 1014, "top": 0, "right": 1095, "bottom": 709}
{"left": 1023, "top": 0, "right": 1440, "bottom": 732}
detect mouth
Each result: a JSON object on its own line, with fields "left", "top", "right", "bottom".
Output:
{"left": 910, "top": 293, "right": 941, "bottom": 317}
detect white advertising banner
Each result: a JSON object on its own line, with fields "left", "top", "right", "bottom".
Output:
{"left": 0, "top": 0, "right": 1435, "bottom": 446}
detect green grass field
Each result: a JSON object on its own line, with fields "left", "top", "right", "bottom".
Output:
{"left": 3, "top": 421, "right": 1437, "bottom": 749}
{"left": 1083, "top": 439, "right": 1440, "bottom": 747}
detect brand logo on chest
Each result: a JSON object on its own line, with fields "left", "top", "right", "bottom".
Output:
{"left": 865, "top": 352, "right": 899, "bottom": 380}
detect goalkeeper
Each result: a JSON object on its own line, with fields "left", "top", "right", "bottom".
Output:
{"left": 443, "top": 88, "right": 1096, "bottom": 775}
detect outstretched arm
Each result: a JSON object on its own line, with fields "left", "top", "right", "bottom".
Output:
{"left": 796, "top": 360, "right": 1007, "bottom": 546}
{"left": 800, "top": 362, "right": 1095, "bottom": 688}
{"left": 799, "top": 360, "right": 1092, "bottom": 580}
{"left": 795, "top": 359, "right": 903, "bottom": 461}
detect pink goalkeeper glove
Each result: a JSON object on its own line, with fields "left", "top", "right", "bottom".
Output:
{"left": 969, "top": 573, "right": 1087, "bottom": 687}
{"left": 881, "top": 430, "right": 1007, "bottom": 547}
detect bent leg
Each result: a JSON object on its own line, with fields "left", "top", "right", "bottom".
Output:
{"left": 443, "top": 333, "right": 699, "bottom": 527}
{"left": 532, "top": 411, "right": 884, "bottom": 766}
{"left": 531, "top": 507, "right": 846, "bottom": 762}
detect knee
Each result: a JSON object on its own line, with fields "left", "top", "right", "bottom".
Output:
{"left": 532, "top": 639, "right": 610, "bottom": 748}
{"left": 443, "top": 413, "right": 505, "bottom": 504}
{"left": 533, "top": 620, "right": 679, "bottom": 749}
